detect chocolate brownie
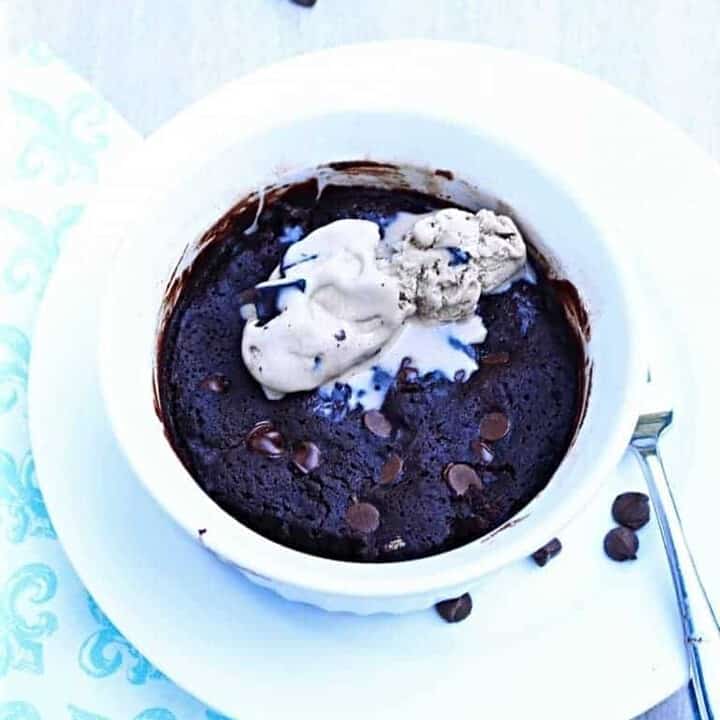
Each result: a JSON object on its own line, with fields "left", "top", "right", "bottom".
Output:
{"left": 158, "top": 182, "right": 583, "bottom": 562}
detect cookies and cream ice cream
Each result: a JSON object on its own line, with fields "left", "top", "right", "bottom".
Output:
{"left": 379, "top": 208, "right": 526, "bottom": 321}
{"left": 241, "top": 207, "right": 527, "bottom": 401}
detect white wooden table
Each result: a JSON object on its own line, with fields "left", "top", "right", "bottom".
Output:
{"left": 5, "top": 1, "right": 715, "bottom": 717}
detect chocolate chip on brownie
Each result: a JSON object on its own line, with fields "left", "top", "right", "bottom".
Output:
{"left": 363, "top": 410, "right": 392, "bottom": 438}
{"left": 246, "top": 421, "right": 286, "bottom": 457}
{"left": 443, "top": 463, "right": 482, "bottom": 496}
{"left": 479, "top": 412, "right": 510, "bottom": 441}
{"left": 379, "top": 454, "right": 403, "bottom": 484}
{"left": 346, "top": 502, "right": 380, "bottom": 533}
{"left": 292, "top": 441, "right": 321, "bottom": 473}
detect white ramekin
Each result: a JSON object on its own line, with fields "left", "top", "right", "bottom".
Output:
{"left": 98, "top": 41, "right": 645, "bottom": 614}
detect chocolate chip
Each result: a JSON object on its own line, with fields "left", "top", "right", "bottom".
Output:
{"left": 471, "top": 439, "right": 495, "bottom": 464}
{"left": 481, "top": 351, "right": 510, "bottom": 366}
{"left": 604, "top": 526, "right": 638, "bottom": 561}
{"left": 479, "top": 411, "right": 510, "bottom": 441}
{"left": 200, "top": 373, "right": 229, "bottom": 393}
{"left": 198, "top": 528, "right": 207, "bottom": 537}
{"left": 292, "top": 441, "right": 321, "bottom": 473}
{"left": 435, "top": 593, "right": 473, "bottom": 623}
{"left": 290, "top": 0, "right": 316, "bottom": 5}
{"left": 363, "top": 410, "right": 392, "bottom": 438}
{"left": 246, "top": 421, "right": 286, "bottom": 457}
{"left": 379, "top": 454, "right": 403, "bottom": 484}
{"left": 346, "top": 502, "right": 380, "bottom": 533}
{"left": 443, "top": 463, "right": 482, "bottom": 496}
{"left": 531, "top": 538, "right": 562, "bottom": 566}
{"left": 612, "top": 492, "right": 650, "bottom": 530}
{"left": 334, "top": 329, "right": 346, "bottom": 341}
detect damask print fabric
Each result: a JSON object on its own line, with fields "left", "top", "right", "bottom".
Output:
{"left": 0, "top": 44, "right": 232, "bottom": 720}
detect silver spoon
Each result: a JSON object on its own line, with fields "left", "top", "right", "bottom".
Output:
{"left": 630, "top": 371, "right": 719, "bottom": 720}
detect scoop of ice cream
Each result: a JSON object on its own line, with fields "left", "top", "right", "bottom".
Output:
{"left": 241, "top": 219, "right": 409, "bottom": 399}
{"left": 379, "top": 208, "right": 527, "bottom": 322}
{"left": 241, "top": 207, "right": 527, "bottom": 402}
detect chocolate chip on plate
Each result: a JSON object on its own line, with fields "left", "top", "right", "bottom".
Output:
{"left": 612, "top": 492, "right": 650, "bottom": 530}
{"left": 292, "top": 441, "right": 321, "bottom": 474}
{"left": 379, "top": 453, "right": 403, "bottom": 484}
{"left": 443, "top": 463, "right": 482, "bottom": 496}
{"left": 246, "top": 421, "right": 286, "bottom": 457}
{"left": 604, "top": 526, "right": 639, "bottom": 561}
{"left": 481, "top": 351, "right": 510, "bottom": 366}
{"left": 346, "top": 502, "right": 380, "bottom": 533}
{"left": 471, "top": 438, "right": 495, "bottom": 464}
{"left": 479, "top": 411, "right": 510, "bottom": 441}
{"left": 435, "top": 593, "right": 473, "bottom": 623}
{"left": 200, "top": 373, "right": 229, "bottom": 393}
{"left": 363, "top": 410, "right": 393, "bottom": 438}
{"left": 531, "top": 538, "right": 562, "bottom": 567}
{"left": 290, "top": 0, "right": 316, "bottom": 5}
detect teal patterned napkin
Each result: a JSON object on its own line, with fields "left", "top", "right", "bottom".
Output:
{"left": 0, "top": 44, "right": 231, "bottom": 720}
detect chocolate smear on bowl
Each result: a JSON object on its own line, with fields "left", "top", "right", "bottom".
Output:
{"left": 435, "top": 593, "right": 473, "bottom": 623}
{"left": 531, "top": 538, "right": 562, "bottom": 567}
{"left": 363, "top": 410, "right": 393, "bottom": 438}
{"left": 479, "top": 412, "right": 510, "bottom": 441}
{"left": 379, "top": 454, "right": 403, "bottom": 484}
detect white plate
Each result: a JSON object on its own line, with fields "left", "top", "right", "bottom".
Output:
{"left": 29, "top": 42, "right": 720, "bottom": 720}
